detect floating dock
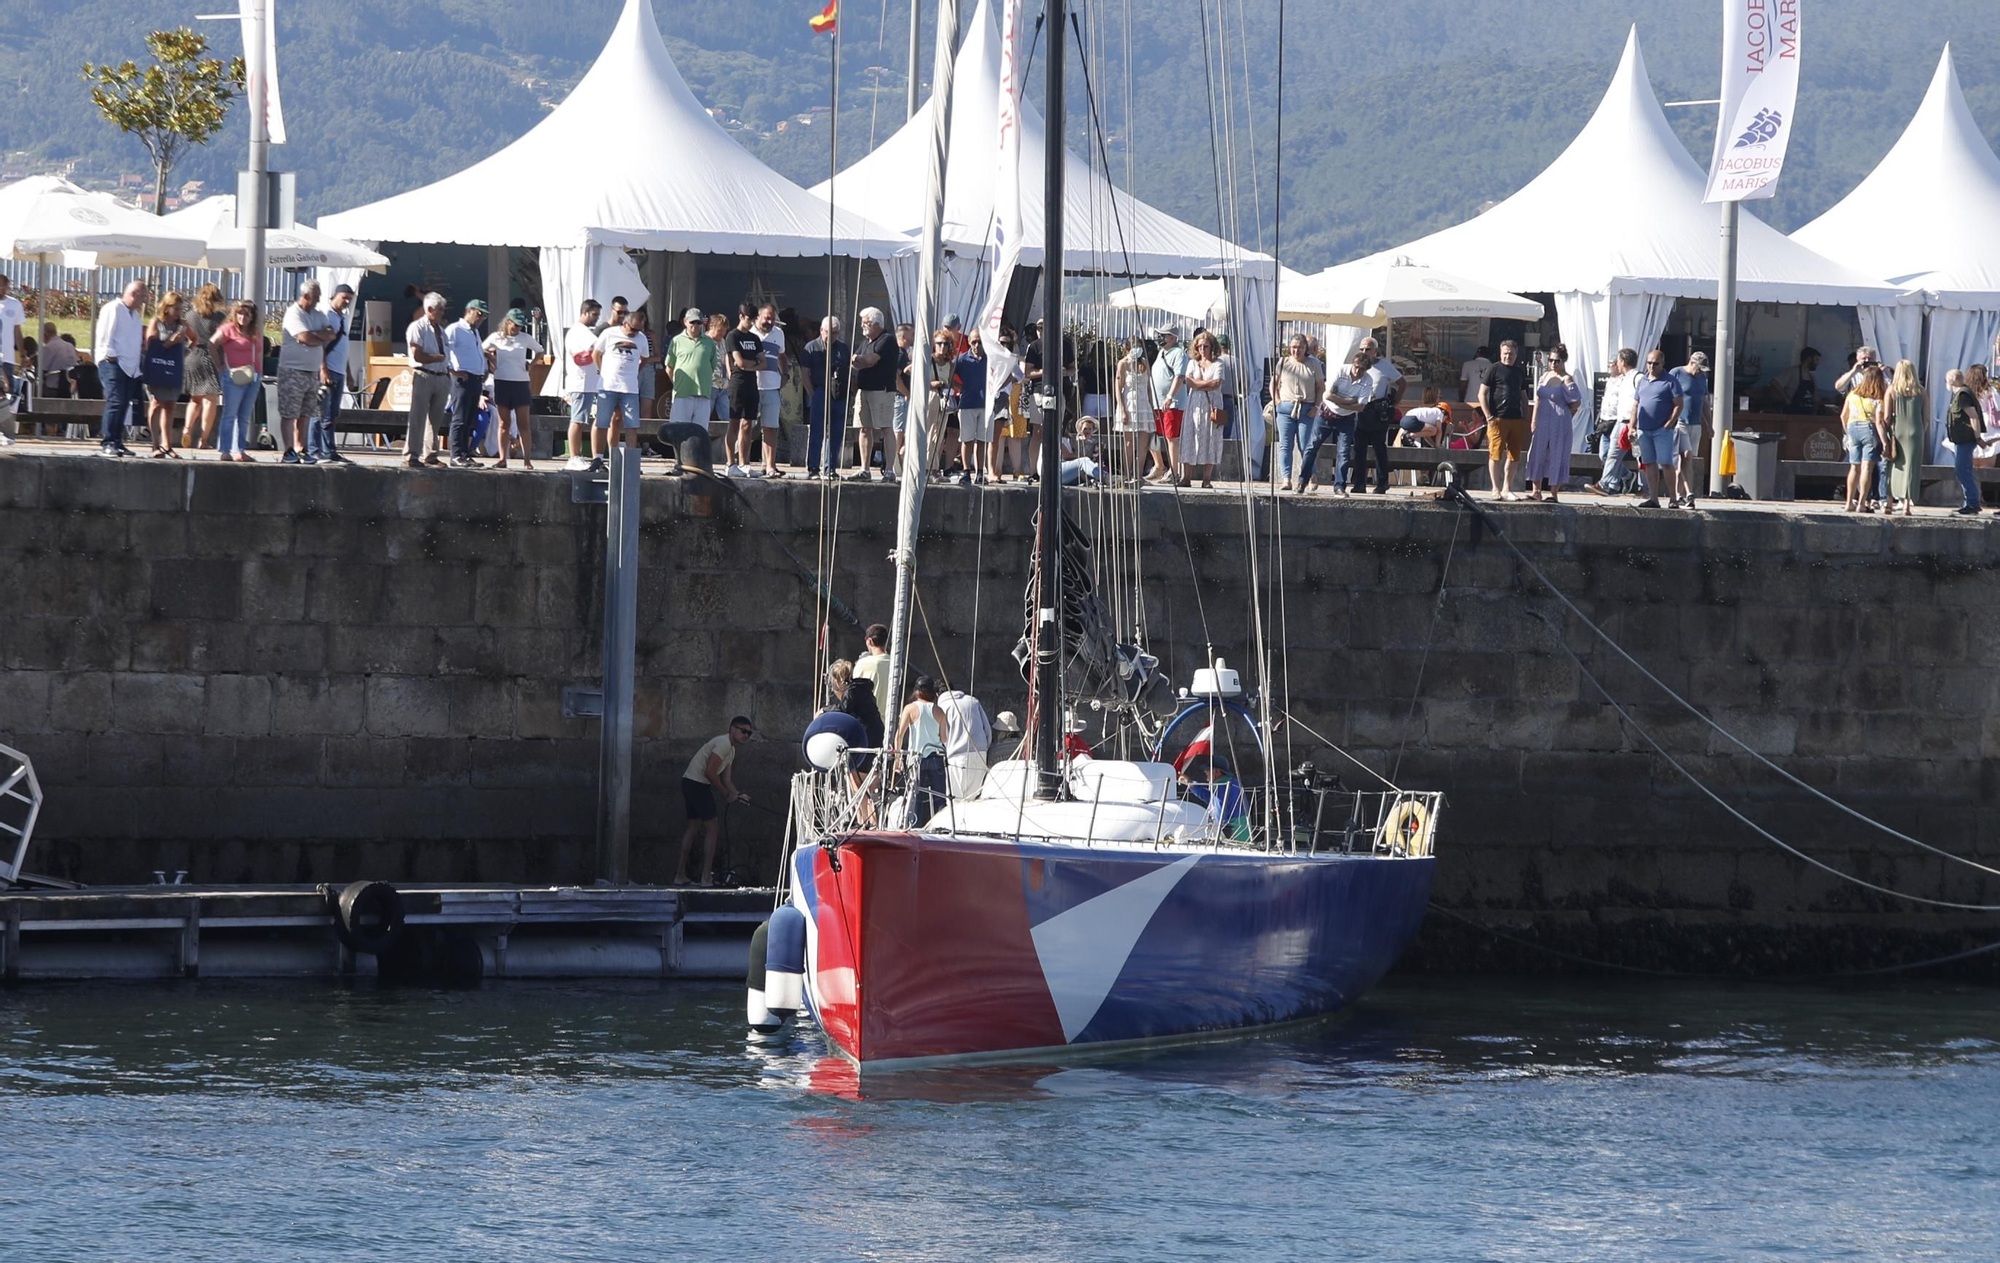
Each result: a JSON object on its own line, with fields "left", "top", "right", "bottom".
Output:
{"left": 0, "top": 883, "right": 769, "bottom": 982}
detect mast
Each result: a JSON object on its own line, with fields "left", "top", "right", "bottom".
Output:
{"left": 883, "top": 0, "right": 962, "bottom": 716}
{"left": 1033, "top": 0, "right": 1067, "bottom": 797}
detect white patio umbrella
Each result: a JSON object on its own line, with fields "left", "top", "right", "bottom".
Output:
{"left": 1108, "top": 268, "right": 1312, "bottom": 326}
{"left": 0, "top": 176, "right": 207, "bottom": 268}
{"left": 159, "top": 195, "right": 388, "bottom": 272}
{"left": 1277, "top": 255, "right": 1545, "bottom": 327}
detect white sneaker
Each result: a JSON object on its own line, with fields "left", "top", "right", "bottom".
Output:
{"left": 725, "top": 463, "right": 747, "bottom": 477}
{"left": 564, "top": 456, "right": 590, "bottom": 471}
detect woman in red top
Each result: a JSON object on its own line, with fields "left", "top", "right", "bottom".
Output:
{"left": 212, "top": 300, "right": 266, "bottom": 462}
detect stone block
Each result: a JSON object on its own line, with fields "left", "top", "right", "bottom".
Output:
{"left": 149, "top": 558, "right": 241, "bottom": 621}
{"left": 306, "top": 563, "right": 388, "bottom": 624}
{"left": 321, "top": 737, "right": 408, "bottom": 787}
{"left": 0, "top": 455, "right": 41, "bottom": 509}
{"left": 272, "top": 675, "right": 366, "bottom": 735}
{"left": 1893, "top": 606, "right": 1970, "bottom": 663}
{"left": 516, "top": 679, "right": 597, "bottom": 740}
{"left": 403, "top": 737, "right": 470, "bottom": 786}
{"left": 292, "top": 513, "right": 361, "bottom": 558}
{"left": 1797, "top": 518, "right": 1887, "bottom": 558}
{"left": 1697, "top": 514, "right": 1794, "bottom": 554}
{"left": 85, "top": 733, "right": 166, "bottom": 786}
{"left": 129, "top": 619, "right": 198, "bottom": 675}
{"left": 325, "top": 625, "right": 442, "bottom": 677}
{"left": 380, "top": 564, "right": 475, "bottom": 625}
{"left": 48, "top": 672, "right": 113, "bottom": 733}
{"left": 240, "top": 558, "right": 312, "bottom": 622}
{"left": 0, "top": 668, "right": 52, "bottom": 735}
{"left": 40, "top": 459, "right": 183, "bottom": 514}
{"left": 474, "top": 565, "right": 538, "bottom": 627}
{"left": 242, "top": 624, "right": 328, "bottom": 675}
{"left": 189, "top": 512, "right": 293, "bottom": 558}
{"left": 161, "top": 736, "right": 239, "bottom": 788}
{"left": 205, "top": 673, "right": 273, "bottom": 737}
{"left": 125, "top": 512, "right": 189, "bottom": 559}
{"left": 228, "top": 737, "right": 327, "bottom": 788}
{"left": 53, "top": 509, "right": 127, "bottom": 555}
{"left": 468, "top": 738, "right": 594, "bottom": 789}
{"left": 352, "top": 518, "right": 433, "bottom": 566}
{"left": 448, "top": 676, "right": 517, "bottom": 737}
{"left": 111, "top": 673, "right": 206, "bottom": 735}
{"left": 183, "top": 620, "right": 252, "bottom": 675}
{"left": 366, "top": 675, "right": 453, "bottom": 737}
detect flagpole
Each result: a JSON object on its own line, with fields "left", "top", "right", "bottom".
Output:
{"left": 1710, "top": 200, "right": 1737, "bottom": 494}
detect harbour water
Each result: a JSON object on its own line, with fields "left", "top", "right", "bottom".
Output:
{"left": 4, "top": 977, "right": 1996, "bottom": 1261}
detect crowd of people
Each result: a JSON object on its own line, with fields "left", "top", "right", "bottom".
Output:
{"left": 11, "top": 276, "right": 2000, "bottom": 515}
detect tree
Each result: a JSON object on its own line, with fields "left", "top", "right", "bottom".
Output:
{"left": 82, "top": 29, "right": 246, "bottom": 215}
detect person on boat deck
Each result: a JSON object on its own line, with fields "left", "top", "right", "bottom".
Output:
{"left": 937, "top": 686, "right": 992, "bottom": 799}
{"left": 805, "top": 660, "right": 873, "bottom": 796}
{"left": 894, "top": 677, "right": 950, "bottom": 827}
{"left": 853, "top": 623, "right": 890, "bottom": 692}
{"left": 676, "top": 717, "right": 752, "bottom": 886}
{"left": 989, "top": 709, "right": 1023, "bottom": 762}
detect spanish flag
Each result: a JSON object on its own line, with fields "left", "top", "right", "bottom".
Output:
{"left": 808, "top": 0, "right": 837, "bottom": 32}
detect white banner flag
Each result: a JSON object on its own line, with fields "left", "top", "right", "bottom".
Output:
{"left": 241, "top": 0, "right": 287, "bottom": 145}
{"left": 1703, "top": 0, "right": 1801, "bottom": 202}
{"left": 975, "top": 0, "right": 1026, "bottom": 414}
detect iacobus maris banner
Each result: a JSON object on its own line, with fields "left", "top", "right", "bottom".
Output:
{"left": 1704, "top": 0, "right": 1801, "bottom": 203}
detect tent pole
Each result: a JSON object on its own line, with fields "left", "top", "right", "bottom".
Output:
{"left": 1710, "top": 199, "right": 1738, "bottom": 494}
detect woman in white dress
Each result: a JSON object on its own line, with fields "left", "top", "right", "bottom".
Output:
{"left": 1112, "top": 335, "right": 1164, "bottom": 481}
{"left": 1177, "top": 331, "right": 1226, "bottom": 488}
{"left": 482, "top": 309, "right": 543, "bottom": 469}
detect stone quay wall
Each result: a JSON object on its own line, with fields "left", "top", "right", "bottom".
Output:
{"left": 4, "top": 449, "right": 1998, "bottom": 973}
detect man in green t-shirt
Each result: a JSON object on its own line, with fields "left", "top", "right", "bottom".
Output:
{"left": 666, "top": 307, "right": 720, "bottom": 428}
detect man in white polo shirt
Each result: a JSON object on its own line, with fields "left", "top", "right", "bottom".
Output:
{"left": 93, "top": 279, "right": 149, "bottom": 458}
{"left": 403, "top": 291, "right": 451, "bottom": 468}
{"left": 563, "top": 298, "right": 604, "bottom": 471}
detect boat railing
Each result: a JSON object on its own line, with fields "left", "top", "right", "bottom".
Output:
{"left": 1236, "top": 785, "right": 1442, "bottom": 857}
{"left": 788, "top": 752, "right": 898, "bottom": 847}
{"left": 0, "top": 744, "right": 44, "bottom": 888}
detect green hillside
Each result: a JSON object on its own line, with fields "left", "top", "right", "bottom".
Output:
{"left": 1, "top": 0, "right": 1996, "bottom": 274}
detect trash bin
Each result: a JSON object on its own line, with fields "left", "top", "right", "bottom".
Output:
{"left": 1730, "top": 431, "right": 1783, "bottom": 501}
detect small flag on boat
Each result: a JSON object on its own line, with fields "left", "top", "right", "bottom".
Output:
{"left": 809, "top": 0, "right": 837, "bottom": 33}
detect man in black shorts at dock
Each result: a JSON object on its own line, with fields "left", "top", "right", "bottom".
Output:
{"left": 677, "top": 717, "right": 752, "bottom": 885}
{"left": 725, "top": 304, "right": 767, "bottom": 476}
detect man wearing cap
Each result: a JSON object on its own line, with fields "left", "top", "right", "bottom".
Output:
{"left": 306, "top": 283, "right": 358, "bottom": 466}
{"left": 666, "top": 307, "right": 718, "bottom": 432}
{"left": 943, "top": 314, "right": 969, "bottom": 356}
{"left": 676, "top": 716, "right": 753, "bottom": 887}
{"left": 562, "top": 299, "right": 603, "bottom": 472}
{"left": 277, "top": 281, "right": 336, "bottom": 465}
{"left": 443, "top": 298, "right": 490, "bottom": 467}
{"left": 1670, "top": 350, "right": 1711, "bottom": 507}
{"left": 404, "top": 292, "right": 451, "bottom": 468}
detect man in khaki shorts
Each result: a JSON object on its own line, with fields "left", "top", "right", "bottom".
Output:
{"left": 848, "top": 306, "right": 902, "bottom": 481}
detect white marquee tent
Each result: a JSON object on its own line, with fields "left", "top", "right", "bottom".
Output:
{"left": 1354, "top": 28, "right": 1909, "bottom": 448}
{"left": 318, "top": 0, "right": 913, "bottom": 393}
{"left": 1793, "top": 46, "right": 2000, "bottom": 456}
{"left": 0, "top": 176, "right": 206, "bottom": 269}
{"left": 819, "top": 0, "right": 1279, "bottom": 442}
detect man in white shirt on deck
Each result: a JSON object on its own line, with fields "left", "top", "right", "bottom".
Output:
{"left": 937, "top": 688, "right": 992, "bottom": 800}
{"left": 564, "top": 298, "right": 604, "bottom": 471}
{"left": 93, "top": 279, "right": 149, "bottom": 457}
{"left": 403, "top": 292, "right": 451, "bottom": 468}
{"left": 1459, "top": 345, "right": 1492, "bottom": 409}
{"left": 1592, "top": 348, "right": 1642, "bottom": 495}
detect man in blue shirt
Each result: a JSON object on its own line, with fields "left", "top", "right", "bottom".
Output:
{"left": 799, "top": 316, "right": 850, "bottom": 479}
{"left": 1632, "top": 349, "right": 1685, "bottom": 509}
{"left": 444, "top": 299, "right": 489, "bottom": 467}
{"left": 1668, "top": 351, "right": 1710, "bottom": 507}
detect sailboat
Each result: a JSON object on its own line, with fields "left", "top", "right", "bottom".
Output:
{"left": 746, "top": 0, "right": 1439, "bottom": 1070}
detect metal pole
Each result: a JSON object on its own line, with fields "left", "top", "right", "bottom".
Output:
{"left": 1709, "top": 199, "right": 1738, "bottom": 493}
{"left": 905, "top": 0, "right": 922, "bottom": 120}
{"left": 1032, "top": 0, "right": 1066, "bottom": 799}
{"left": 595, "top": 447, "right": 640, "bottom": 883}
{"left": 884, "top": 0, "right": 961, "bottom": 716}
{"left": 243, "top": 0, "right": 270, "bottom": 323}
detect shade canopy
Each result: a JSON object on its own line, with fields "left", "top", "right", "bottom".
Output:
{"left": 1792, "top": 46, "right": 2000, "bottom": 310}
{"left": 161, "top": 195, "right": 389, "bottom": 273}
{"left": 318, "top": 0, "right": 910, "bottom": 259}
{"left": 1368, "top": 29, "right": 1902, "bottom": 308}
{"left": 1277, "top": 257, "right": 1545, "bottom": 327}
{"left": 1109, "top": 271, "right": 1310, "bottom": 324}
{"left": 0, "top": 176, "right": 206, "bottom": 268}
{"left": 816, "top": 0, "right": 1273, "bottom": 281}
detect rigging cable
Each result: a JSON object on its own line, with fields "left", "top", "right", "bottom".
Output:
{"left": 1445, "top": 487, "right": 2000, "bottom": 883}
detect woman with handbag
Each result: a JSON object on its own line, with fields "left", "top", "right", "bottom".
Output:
{"left": 212, "top": 300, "right": 266, "bottom": 462}
{"left": 1270, "top": 334, "right": 1326, "bottom": 493}
{"left": 1884, "top": 360, "right": 1926, "bottom": 516}
{"left": 1177, "top": 330, "right": 1226, "bottom": 489}
{"left": 142, "top": 290, "right": 195, "bottom": 458}
{"left": 177, "top": 283, "right": 226, "bottom": 451}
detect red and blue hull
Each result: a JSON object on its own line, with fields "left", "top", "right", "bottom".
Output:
{"left": 788, "top": 833, "right": 1434, "bottom": 1068}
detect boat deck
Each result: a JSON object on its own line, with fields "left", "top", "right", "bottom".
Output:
{"left": 0, "top": 882, "right": 771, "bottom": 982}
